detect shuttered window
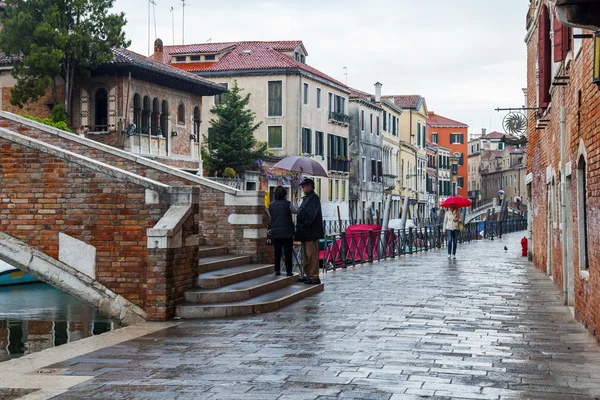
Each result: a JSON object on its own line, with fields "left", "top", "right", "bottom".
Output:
{"left": 268, "top": 81, "right": 283, "bottom": 116}
{"left": 553, "top": 13, "right": 572, "bottom": 63}
{"left": 315, "top": 131, "right": 324, "bottom": 156}
{"left": 371, "top": 159, "right": 377, "bottom": 182}
{"left": 538, "top": 5, "right": 551, "bottom": 111}
{"left": 302, "top": 128, "right": 312, "bottom": 154}
{"left": 268, "top": 126, "right": 283, "bottom": 149}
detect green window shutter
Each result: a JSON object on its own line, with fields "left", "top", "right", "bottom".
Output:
{"left": 268, "top": 126, "right": 283, "bottom": 149}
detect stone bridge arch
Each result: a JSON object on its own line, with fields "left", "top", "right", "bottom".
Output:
{"left": 0, "top": 231, "right": 145, "bottom": 326}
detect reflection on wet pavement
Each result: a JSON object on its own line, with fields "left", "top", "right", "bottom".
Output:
{"left": 0, "top": 283, "right": 117, "bottom": 362}
{"left": 21, "top": 234, "right": 600, "bottom": 399}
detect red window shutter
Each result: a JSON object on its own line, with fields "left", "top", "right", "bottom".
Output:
{"left": 563, "top": 25, "right": 572, "bottom": 57}
{"left": 538, "top": 5, "right": 551, "bottom": 111}
{"left": 553, "top": 13, "right": 564, "bottom": 62}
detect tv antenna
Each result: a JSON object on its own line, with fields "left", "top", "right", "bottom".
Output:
{"left": 147, "top": 0, "right": 157, "bottom": 55}
{"left": 181, "top": 0, "right": 185, "bottom": 44}
{"left": 170, "top": 7, "right": 175, "bottom": 45}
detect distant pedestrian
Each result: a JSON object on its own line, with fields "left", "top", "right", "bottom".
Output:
{"left": 295, "top": 178, "right": 324, "bottom": 285}
{"left": 443, "top": 204, "right": 462, "bottom": 259}
{"left": 269, "top": 186, "right": 297, "bottom": 277}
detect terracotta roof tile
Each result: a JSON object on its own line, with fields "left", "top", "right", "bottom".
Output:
{"left": 155, "top": 41, "right": 346, "bottom": 89}
{"left": 109, "top": 48, "right": 227, "bottom": 93}
{"left": 349, "top": 88, "right": 375, "bottom": 102}
{"left": 427, "top": 112, "right": 468, "bottom": 128}
{"left": 480, "top": 131, "right": 506, "bottom": 140}
{"left": 381, "top": 95, "right": 423, "bottom": 110}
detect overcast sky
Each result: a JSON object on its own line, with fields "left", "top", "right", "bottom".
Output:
{"left": 113, "top": 0, "right": 528, "bottom": 136}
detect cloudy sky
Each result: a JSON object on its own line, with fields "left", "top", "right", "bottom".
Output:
{"left": 113, "top": 0, "right": 528, "bottom": 136}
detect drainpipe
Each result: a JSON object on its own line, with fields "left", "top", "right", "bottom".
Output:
{"left": 560, "top": 105, "right": 568, "bottom": 305}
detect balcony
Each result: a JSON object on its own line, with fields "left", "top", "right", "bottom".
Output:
{"left": 327, "top": 156, "right": 349, "bottom": 173}
{"left": 383, "top": 174, "right": 397, "bottom": 189}
{"left": 328, "top": 111, "right": 351, "bottom": 126}
{"left": 468, "top": 190, "right": 480, "bottom": 199}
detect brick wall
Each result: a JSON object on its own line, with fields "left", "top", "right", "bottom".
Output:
{"left": 527, "top": 0, "right": 600, "bottom": 339}
{"left": 0, "top": 138, "right": 168, "bottom": 312}
{"left": 0, "top": 115, "right": 272, "bottom": 259}
{"left": 2, "top": 85, "right": 65, "bottom": 120}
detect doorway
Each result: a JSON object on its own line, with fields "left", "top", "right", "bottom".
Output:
{"left": 547, "top": 179, "right": 555, "bottom": 277}
{"left": 565, "top": 175, "right": 574, "bottom": 306}
{"left": 94, "top": 89, "right": 108, "bottom": 128}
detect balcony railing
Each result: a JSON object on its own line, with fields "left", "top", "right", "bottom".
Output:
{"left": 328, "top": 111, "right": 351, "bottom": 125}
{"left": 327, "top": 157, "right": 349, "bottom": 173}
{"left": 383, "top": 174, "right": 397, "bottom": 188}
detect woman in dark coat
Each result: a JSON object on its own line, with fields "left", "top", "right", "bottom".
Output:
{"left": 269, "top": 186, "right": 297, "bottom": 276}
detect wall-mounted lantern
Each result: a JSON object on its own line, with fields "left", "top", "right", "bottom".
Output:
{"left": 594, "top": 31, "right": 600, "bottom": 89}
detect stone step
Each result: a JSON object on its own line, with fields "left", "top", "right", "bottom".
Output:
{"left": 196, "top": 264, "right": 273, "bottom": 289}
{"left": 197, "top": 254, "right": 253, "bottom": 274}
{"left": 176, "top": 282, "right": 324, "bottom": 319}
{"left": 197, "top": 246, "right": 228, "bottom": 258}
{"left": 185, "top": 273, "right": 299, "bottom": 303}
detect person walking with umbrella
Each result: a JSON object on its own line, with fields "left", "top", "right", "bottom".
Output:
{"left": 441, "top": 196, "right": 471, "bottom": 259}
{"left": 295, "top": 178, "right": 324, "bottom": 285}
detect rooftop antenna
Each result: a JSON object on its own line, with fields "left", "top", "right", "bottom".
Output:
{"left": 343, "top": 66, "right": 348, "bottom": 85}
{"left": 147, "top": 0, "right": 151, "bottom": 55}
{"left": 207, "top": 38, "right": 212, "bottom": 43}
{"left": 151, "top": 0, "right": 157, "bottom": 40}
{"left": 170, "top": 7, "right": 175, "bottom": 45}
{"left": 181, "top": 0, "right": 185, "bottom": 44}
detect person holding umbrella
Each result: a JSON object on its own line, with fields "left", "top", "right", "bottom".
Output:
{"left": 441, "top": 196, "right": 471, "bottom": 259}
{"left": 295, "top": 178, "right": 324, "bottom": 285}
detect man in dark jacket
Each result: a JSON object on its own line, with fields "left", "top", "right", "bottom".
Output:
{"left": 296, "top": 178, "right": 324, "bottom": 285}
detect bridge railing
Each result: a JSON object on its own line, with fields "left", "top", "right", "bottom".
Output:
{"left": 322, "top": 219, "right": 527, "bottom": 271}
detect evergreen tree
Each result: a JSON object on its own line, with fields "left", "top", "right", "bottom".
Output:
{"left": 0, "top": 0, "right": 129, "bottom": 117}
{"left": 202, "top": 81, "right": 266, "bottom": 177}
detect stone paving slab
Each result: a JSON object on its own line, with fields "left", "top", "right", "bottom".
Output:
{"left": 37, "top": 233, "right": 600, "bottom": 399}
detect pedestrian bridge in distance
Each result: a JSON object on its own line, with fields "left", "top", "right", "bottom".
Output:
{"left": 464, "top": 204, "right": 502, "bottom": 224}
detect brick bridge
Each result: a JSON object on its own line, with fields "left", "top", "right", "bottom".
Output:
{"left": 0, "top": 112, "right": 288, "bottom": 324}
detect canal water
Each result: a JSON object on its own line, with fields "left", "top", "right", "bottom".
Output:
{"left": 0, "top": 283, "right": 118, "bottom": 362}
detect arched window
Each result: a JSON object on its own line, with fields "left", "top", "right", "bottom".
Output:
{"left": 151, "top": 98, "right": 159, "bottom": 136}
{"left": 142, "top": 96, "right": 151, "bottom": 134}
{"left": 193, "top": 106, "right": 200, "bottom": 142}
{"left": 178, "top": 103, "right": 185, "bottom": 124}
{"left": 94, "top": 88, "right": 108, "bottom": 128}
{"left": 160, "top": 100, "right": 169, "bottom": 138}
{"left": 133, "top": 94, "right": 141, "bottom": 128}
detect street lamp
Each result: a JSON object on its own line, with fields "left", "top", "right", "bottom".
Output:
{"left": 594, "top": 30, "right": 600, "bottom": 89}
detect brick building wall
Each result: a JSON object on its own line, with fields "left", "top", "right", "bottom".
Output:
{"left": 0, "top": 75, "right": 65, "bottom": 120}
{"left": 0, "top": 114, "right": 273, "bottom": 258}
{"left": 70, "top": 77, "right": 203, "bottom": 170}
{"left": 0, "top": 138, "right": 167, "bottom": 313}
{"left": 527, "top": 0, "right": 600, "bottom": 338}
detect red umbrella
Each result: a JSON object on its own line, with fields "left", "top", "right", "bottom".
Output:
{"left": 441, "top": 196, "right": 472, "bottom": 208}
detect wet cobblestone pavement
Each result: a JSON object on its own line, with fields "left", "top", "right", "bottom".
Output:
{"left": 48, "top": 233, "right": 600, "bottom": 399}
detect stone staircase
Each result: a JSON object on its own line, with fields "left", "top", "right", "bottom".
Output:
{"left": 176, "top": 246, "right": 324, "bottom": 319}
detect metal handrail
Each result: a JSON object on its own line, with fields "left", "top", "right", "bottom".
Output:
{"left": 322, "top": 219, "right": 528, "bottom": 271}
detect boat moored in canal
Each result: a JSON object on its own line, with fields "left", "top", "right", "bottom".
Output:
{"left": 0, "top": 261, "right": 39, "bottom": 286}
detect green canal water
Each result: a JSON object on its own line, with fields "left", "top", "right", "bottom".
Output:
{"left": 0, "top": 283, "right": 118, "bottom": 362}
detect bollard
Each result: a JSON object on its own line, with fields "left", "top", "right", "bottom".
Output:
{"left": 340, "top": 232, "right": 347, "bottom": 269}
{"left": 367, "top": 230, "right": 374, "bottom": 263}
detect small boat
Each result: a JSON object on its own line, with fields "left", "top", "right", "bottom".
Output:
{"left": 0, "top": 260, "right": 38, "bottom": 286}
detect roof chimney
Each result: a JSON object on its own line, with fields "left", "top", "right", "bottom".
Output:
{"left": 481, "top": 128, "right": 487, "bottom": 135}
{"left": 153, "top": 38, "right": 164, "bottom": 62}
{"left": 374, "top": 82, "right": 382, "bottom": 103}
